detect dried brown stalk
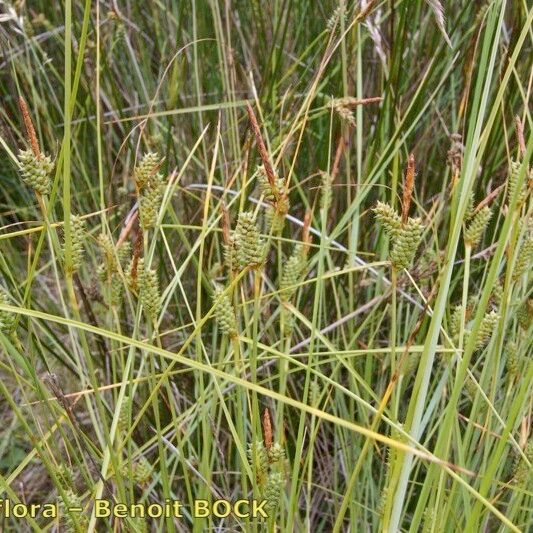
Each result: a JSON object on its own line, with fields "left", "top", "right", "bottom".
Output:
{"left": 473, "top": 184, "right": 504, "bottom": 214}
{"left": 220, "top": 201, "right": 231, "bottom": 245}
{"left": 18, "top": 96, "right": 41, "bottom": 158}
{"left": 262, "top": 407, "right": 273, "bottom": 450}
{"left": 331, "top": 132, "right": 351, "bottom": 183}
{"left": 302, "top": 210, "right": 312, "bottom": 255}
{"left": 130, "top": 226, "right": 144, "bottom": 288}
{"left": 401, "top": 153, "right": 415, "bottom": 224}
{"left": 246, "top": 102, "right": 277, "bottom": 191}
{"left": 515, "top": 115, "right": 526, "bottom": 158}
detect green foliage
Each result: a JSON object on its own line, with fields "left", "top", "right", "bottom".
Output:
{"left": 0, "top": 2, "right": 531, "bottom": 532}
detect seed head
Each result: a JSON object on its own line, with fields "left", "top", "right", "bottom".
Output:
{"left": 17, "top": 148, "right": 53, "bottom": 195}
{"left": 131, "top": 456, "right": 152, "bottom": 485}
{"left": 464, "top": 206, "right": 492, "bottom": 248}
{"left": 475, "top": 310, "right": 499, "bottom": 350}
{"left": 0, "top": 288, "right": 16, "bottom": 335}
{"left": 139, "top": 178, "right": 163, "bottom": 229}
{"left": 117, "top": 396, "right": 130, "bottom": 434}
{"left": 134, "top": 152, "right": 162, "bottom": 190}
{"left": 280, "top": 244, "right": 307, "bottom": 301}
{"left": 389, "top": 217, "right": 424, "bottom": 270}
{"left": 213, "top": 287, "right": 238, "bottom": 338}
{"left": 234, "top": 212, "right": 264, "bottom": 268}
{"left": 268, "top": 442, "right": 285, "bottom": 464}
{"left": 373, "top": 201, "right": 402, "bottom": 238}
{"left": 263, "top": 471, "right": 285, "bottom": 512}
{"left": 63, "top": 215, "right": 85, "bottom": 273}
{"left": 247, "top": 440, "right": 269, "bottom": 481}
{"left": 512, "top": 232, "right": 532, "bottom": 282}
{"left": 137, "top": 259, "right": 160, "bottom": 320}
{"left": 505, "top": 341, "right": 520, "bottom": 380}
{"left": 320, "top": 171, "right": 333, "bottom": 212}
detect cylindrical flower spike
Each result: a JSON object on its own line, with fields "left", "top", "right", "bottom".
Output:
{"left": 464, "top": 206, "right": 492, "bottom": 248}
{"left": 0, "top": 288, "right": 16, "bottom": 335}
{"left": 389, "top": 217, "right": 424, "bottom": 270}
{"left": 234, "top": 212, "right": 264, "bottom": 268}
{"left": 17, "top": 148, "right": 53, "bottom": 195}
{"left": 373, "top": 201, "right": 402, "bottom": 238}
{"left": 137, "top": 259, "right": 160, "bottom": 320}
{"left": 280, "top": 244, "right": 306, "bottom": 301}
{"left": 134, "top": 152, "right": 162, "bottom": 190}
{"left": 213, "top": 287, "right": 238, "bottom": 338}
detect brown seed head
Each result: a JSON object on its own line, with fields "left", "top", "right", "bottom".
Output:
{"left": 262, "top": 408, "right": 273, "bottom": 450}
{"left": 402, "top": 153, "right": 415, "bottom": 224}
{"left": 18, "top": 96, "right": 41, "bottom": 158}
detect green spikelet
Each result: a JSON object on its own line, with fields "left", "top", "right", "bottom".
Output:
{"left": 223, "top": 236, "right": 238, "bottom": 274}
{"left": 320, "top": 171, "right": 333, "bottom": 211}
{"left": 422, "top": 508, "right": 437, "bottom": 533}
{"left": 98, "top": 233, "right": 116, "bottom": 280}
{"left": 248, "top": 440, "right": 269, "bottom": 483}
{"left": 310, "top": 381, "right": 320, "bottom": 408}
{"left": 377, "top": 486, "right": 388, "bottom": 517}
{"left": 257, "top": 165, "right": 285, "bottom": 202}
{"left": 132, "top": 456, "right": 152, "bottom": 485}
{"left": 110, "top": 273, "right": 124, "bottom": 307}
{"left": 17, "top": 148, "right": 53, "bottom": 195}
{"left": 213, "top": 287, "right": 238, "bottom": 338}
{"left": 268, "top": 442, "right": 285, "bottom": 464}
{"left": 134, "top": 152, "right": 162, "bottom": 190}
{"left": 507, "top": 160, "right": 527, "bottom": 206}
{"left": 117, "top": 241, "right": 132, "bottom": 268}
{"left": 265, "top": 205, "right": 285, "bottom": 233}
{"left": 491, "top": 282, "right": 504, "bottom": 306}
{"left": 63, "top": 215, "right": 85, "bottom": 273}
{"left": 234, "top": 212, "right": 264, "bottom": 268}
{"left": 139, "top": 178, "right": 163, "bottom": 229}
{"left": 60, "top": 490, "right": 88, "bottom": 532}
{"left": 464, "top": 206, "right": 492, "bottom": 248}
{"left": 475, "top": 310, "right": 499, "bottom": 350}
{"left": 137, "top": 259, "right": 160, "bottom": 320}
{"left": 512, "top": 233, "right": 533, "bottom": 282}
{"left": 280, "top": 244, "right": 306, "bottom": 301}
{"left": 0, "top": 287, "right": 16, "bottom": 335}
{"left": 263, "top": 471, "right": 284, "bottom": 512}
{"left": 512, "top": 440, "right": 533, "bottom": 486}
{"left": 281, "top": 305, "right": 295, "bottom": 337}
{"left": 55, "top": 463, "right": 74, "bottom": 491}
{"left": 505, "top": 341, "right": 520, "bottom": 380}
{"left": 401, "top": 353, "right": 420, "bottom": 376}
{"left": 374, "top": 202, "right": 424, "bottom": 270}
{"left": 373, "top": 201, "right": 402, "bottom": 237}
{"left": 257, "top": 165, "right": 290, "bottom": 234}
{"left": 464, "top": 377, "right": 477, "bottom": 400}
{"left": 125, "top": 516, "right": 148, "bottom": 533}
{"left": 274, "top": 194, "right": 290, "bottom": 226}
{"left": 449, "top": 304, "right": 463, "bottom": 341}
{"left": 517, "top": 299, "right": 531, "bottom": 330}
{"left": 389, "top": 217, "right": 424, "bottom": 270}
{"left": 117, "top": 396, "right": 130, "bottom": 434}
{"left": 465, "top": 192, "right": 475, "bottom": 221}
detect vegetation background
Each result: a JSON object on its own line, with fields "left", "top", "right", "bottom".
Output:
{"left": 0, "top": 0, "right": 531, "bottom": 531}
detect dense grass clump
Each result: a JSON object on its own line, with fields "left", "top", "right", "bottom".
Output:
{"left": 0, "top": 1, "right": 531, "bottom": 531}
